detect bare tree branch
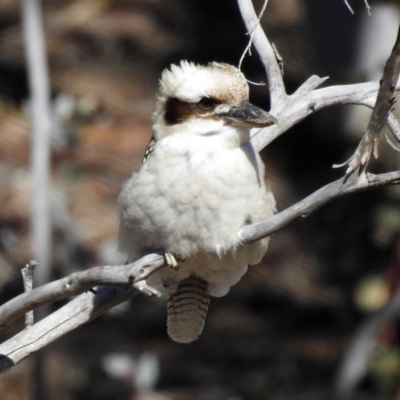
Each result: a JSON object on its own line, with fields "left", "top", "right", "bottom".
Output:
{"left": 251, "top": 79, "right": 400, "bottom": 152}
{"left": 21, "top": 261, "right": 37, "bottom": 328}
{"left": 238, "top": 0, "right": 268, "bottom": 72}
{"left": 0, "top": 286, "right": 139, "bottom": 372}
{"left": 343, "top": 24, "right": 400, "bottom": 174}
{"left": 22, "top": 2, "right": 54, "bottom": 396}
{"left": 343, "top": 0, "right": 355, "bottom": 14}
{"left": 239, "top": 5, "right": 399, "bottom": 154}
{"left": 363, "top": 0, "right": 371, "bottom": 16}
{"left": 0, "top": 255, "right": 164, "bottom": 372}
{"left": 237, "top": 0, "right": 287, "bottom": 105}
{"left": 342, "top": 97, "right": 400, "bottom": 146}
{"left": 238, "top": 2, "right": 400, "bottom": 397}
{"left": 240, "top": 171, "right": 400, "bottom": 243}
{"left": 0, "top": 254, "right": 164, "bottom": 330}
{"left": 343, "top": 0, "right": 371, "bottom": 15}
{"left": 2, "top": 171, "right": 400, "bottom": 335}
{"left": 238, "top": 0, "right": 399, "bottom": 155}
{"left": 22, "top": 0, "right": 53, "bottom": 290}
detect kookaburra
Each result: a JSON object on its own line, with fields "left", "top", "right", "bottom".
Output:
{"left": 118, "top": 61, "right": 277, "bottom": 343}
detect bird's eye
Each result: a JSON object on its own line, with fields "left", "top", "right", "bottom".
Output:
{"left": 197, "top": 97, "right": 214, "bottom": 110}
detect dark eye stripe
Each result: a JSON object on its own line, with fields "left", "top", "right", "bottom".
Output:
{"left": 164, "top": 96, "right": 221, "bottom": 126}
{"left": 164, "top": 97, "right": 196, "bottom": 125}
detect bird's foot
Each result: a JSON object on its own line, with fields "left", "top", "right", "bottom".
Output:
{"left": 133, "top": 280, "right": 161, "bottom": 297}
{"left": 164, "top": 252, "right": 180, "bottom": 270}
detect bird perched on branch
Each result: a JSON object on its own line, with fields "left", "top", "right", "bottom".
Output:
{"left": 118, "top": 61, "right": 277, "bottom": 343}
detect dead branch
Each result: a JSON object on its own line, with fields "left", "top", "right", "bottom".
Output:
{"left": 343, "top": 0, "right": 371, "bottom": 16}
{"left": 250, "top": 78, "right": 400, "bottom": 153}
{"left": 22, "top": 2, "right": 55, "bottom": 395}
{"left": 343, "top": 24, "right": 400, "bottom": 174}
{"left": 0, "top": 254, "right": 164, "bottom": 372}
{"left": 22, "top": 0, "right": 53, "bottom": 288}
{"left": 21, "top": 261, "right": 37, "bottom": 328}
{"left": 0, "top": 254, "right": 164, "bottom": 330}
{"left": 237, "top": 0, "right": 286, "bottom": 105}
{"left": 240, "top": 171, "right": 400, "bottom": 244}
{"left": 0, "top": 286, "right": 139, "bottom": 372}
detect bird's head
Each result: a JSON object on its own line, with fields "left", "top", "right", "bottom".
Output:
{"left": 152, "top": 61, "right": 277, "bottom": 143}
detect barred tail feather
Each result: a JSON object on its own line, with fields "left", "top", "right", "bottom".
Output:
{"left": 167, "top": 275, "right": 211, "bottom": 343}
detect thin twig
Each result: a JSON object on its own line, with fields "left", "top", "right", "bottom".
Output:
{"left": 364, "top": 0, "right": 371, "bottom": 16}
{"left": 21, "top": 260, "right": 38, "bottom": 328}
{"left": 238, "top": 0, "right": 268, "bottom": 71}
{"left": 343, "top": 0, "right": 355, "bottom": 15}
{"left": 343, "top": 0, "right": 371, "bottom": 15}
{"left": 237, "top": 0, "right": 286, "bottom": 106}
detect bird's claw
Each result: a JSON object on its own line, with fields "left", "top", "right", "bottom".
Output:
{"left": 133, "top": 280, "right": 161, "bottom": 297}
{"left": 164, "top": 252, "right": 180, "bottom": 270}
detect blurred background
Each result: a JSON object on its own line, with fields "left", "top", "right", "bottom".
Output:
{"left": 1, "top": 0, "right": 400, "bottom": 399}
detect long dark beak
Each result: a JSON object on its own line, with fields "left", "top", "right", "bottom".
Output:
{"left": 217, "top": 101, "right": 278, "bottom": 128}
